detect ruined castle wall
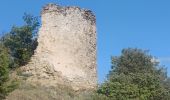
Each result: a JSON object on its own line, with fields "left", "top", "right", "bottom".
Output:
{"left": 22, "top": 4, "right": 97, "bottom": 90}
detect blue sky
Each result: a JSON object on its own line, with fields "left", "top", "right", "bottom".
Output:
{"left": 0, "top": 0, "right": 170, "bottom": 83}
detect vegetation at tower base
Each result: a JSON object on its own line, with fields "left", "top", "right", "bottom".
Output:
{"left": 0, "top": 13, "right": 39, "bottom": 99}
{"left": 97, "top": 48, "right": 170, "bottom": 100}
{"left": 0, "top": 44, "right": 10, "bottom": 98}
{"left": 1, "top": 13, "right": 39, "bottom": 68}
{"left": 0, "top": 44, "right": 18, "bottom": 99}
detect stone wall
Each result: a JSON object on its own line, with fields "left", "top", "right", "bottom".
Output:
{"left": 21, "top": 3, "right": 97, "bottom": 90}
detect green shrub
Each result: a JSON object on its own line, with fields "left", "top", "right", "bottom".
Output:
{"left": 2, "top": 13, "right": 39, "bottom": 68}
{"left": 98, "top": 48, "right": 170, "bottom": 100}
{"left": 0, "top": 44, "right": 18, "bottom": 99}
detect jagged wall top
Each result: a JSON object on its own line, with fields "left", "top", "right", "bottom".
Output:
{"left": 41, "top": 3, "right": 96, "bottom": 25}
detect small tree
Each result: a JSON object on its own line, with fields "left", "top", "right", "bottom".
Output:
{"left": 2, "top": 13, "right": 39, "bottom": 68}
{"left": 98, "top": 48, "right": 170, "bottom": 100}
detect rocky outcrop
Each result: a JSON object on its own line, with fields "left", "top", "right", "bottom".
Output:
{"left": 21, "top": 3, "right": 97, "bottom": 90}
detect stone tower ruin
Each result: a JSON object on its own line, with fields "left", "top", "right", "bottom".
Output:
{"left": 22, "top": 3, "right": 97, "bottom": 90}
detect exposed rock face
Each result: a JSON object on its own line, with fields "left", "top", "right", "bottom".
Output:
{"left": 21, "top": 3, "right": 97, "bottom": 90}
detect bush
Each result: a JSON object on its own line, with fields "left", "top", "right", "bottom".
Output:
{"left": 0, "top": 44, "right": 18, "bottom": 99}
{"left": 98, "top": 48, "right": 170, "bottom": 100}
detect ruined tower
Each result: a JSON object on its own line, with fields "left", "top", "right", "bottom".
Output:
{"left": 22, "top": 4, "right": 97, "bottom": 90}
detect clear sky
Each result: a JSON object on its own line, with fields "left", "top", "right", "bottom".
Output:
{"left": 0, "top": 0, "right": 170, "bottom": 83}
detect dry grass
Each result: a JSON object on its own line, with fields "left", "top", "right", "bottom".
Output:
{"left": 5, "top": 73, "right": 110, "bottom": 100}
{"left": 4, "top": 71, "right": 111, "bottom": 100}
{"left": 5, "top": 81, "right": 100, "bottom": 100}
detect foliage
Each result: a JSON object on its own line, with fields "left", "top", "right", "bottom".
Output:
{"left": 2, "top": 13, "right": 39, "bottom": 68}
{"left": 0, "top": 44, "right": 10, "bottom": 98}
{"left": 0, "top": 13, "right": 38, "bottom": 99}
{"left": 98, "top": 48, "right": 170, "bottom": 100}
{"left": 0, "top": 44, "right": 18, "bottom": 99}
